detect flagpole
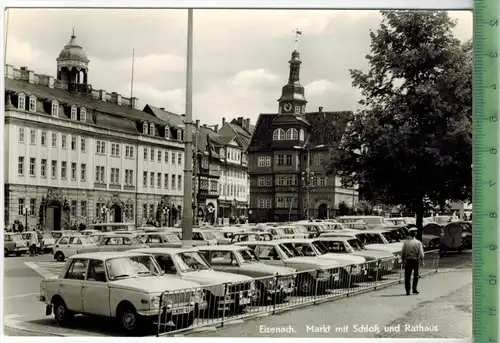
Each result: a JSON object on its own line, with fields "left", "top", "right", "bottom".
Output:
{"left": 130, "top": 48, "right": 135, "bottom": 102}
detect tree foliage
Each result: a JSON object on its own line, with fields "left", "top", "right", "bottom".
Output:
{"left": 327, "top": 11, "right": 472, "bottom": 234}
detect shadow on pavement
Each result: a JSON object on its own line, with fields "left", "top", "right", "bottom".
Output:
{"left": 376, "top": 294, "right": 409, "bottom": 297}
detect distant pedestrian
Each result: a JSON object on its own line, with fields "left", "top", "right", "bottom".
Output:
{"left": 401, "top": 230, "right": 425, "bottom": 295}
{"left": 29, "top": 232, "right": 39, "bottom": 257}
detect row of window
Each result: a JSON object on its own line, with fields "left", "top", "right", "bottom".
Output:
{"left": 142, "top": 121, "right": 183, "bottom": 142}
{"left": 258, "top": 176, "right": 328, "bottom": 187}
{"left": 16, "top": 93, "right": 87, "bottom": 122}
{"left": 221, "top": 168, "right": 246, "bottom": 179}
{"left": 18, "top": 198, "right": 87, "bottom": 217}
{"left": 258, "top": 154, "right": 293, "bottom": 167}
{"left": 142, "top": 171, "right": 183, "bottom": 190}
{"left": 142, "top": 203, "right": 180, "bottom": 219}
{"left": 219, "top": 183, "right": 247, "bottom": 198}
{"left": 272, "top": 128, "right": 305, "bottom": 141}
{"left": 143, "top": 147, "right": 182, "bottom": 165}
{"left": 19, "top": 128, "right": 87, "bottom": 152}
{"left": 256, "top": 197, "right": 296, "bottom": 208}
{"left": 18, "top": 157, "right": 87, "bottom": 181}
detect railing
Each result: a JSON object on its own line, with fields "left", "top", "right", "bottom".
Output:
{"left": 155, "top": 250, "right": 440, "bottom": 336}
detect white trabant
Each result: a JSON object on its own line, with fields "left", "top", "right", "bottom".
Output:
{"left": 53, "top": 235, "right": 97, "bottom": 262}
{"left": 38, "top": 252, "right": 206, "bottom": 334}
{"left": 130, "top": 247, "right": 256, "bottom": 315}
{"left": 77, "top": 233, "right": 148, "bottom": 254}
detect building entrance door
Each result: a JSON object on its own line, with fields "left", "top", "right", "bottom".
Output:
{"left": 110, "top": 205, "right": 123, "bottom": 223}
{"left": 318, "top": 204, "right": 328, "bottom": 220}
{"left": 46, "top": 203, "right": 62, "bottom": 231}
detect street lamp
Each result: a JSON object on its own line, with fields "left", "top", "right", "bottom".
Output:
{"left": 22, "top": 205, "right": 29, "bottom": 231}
{"left": 293, "top": 144, "right": 325, "bottom": 219}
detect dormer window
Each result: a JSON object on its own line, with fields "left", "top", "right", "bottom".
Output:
{"left": 286, "top": 128, "right": 298, "bottom": 140}
{"left": 164, "top": 126, "right": 170, "bottom": 139}
{"left": 29, "top": 95, "right": 37, "bottom": 112}
{"left": 299, "top": 129, "right": 305, "bottom": 141}
{"left": 150, "top": 123, "right": 155, "bottom": 136}
{"left": 70, "top": 106, "right": 78, "bottom": 120}
{"left": 18, "top": 93, "right": 26, "bottom": 110}
{"left": 51, "top": 100, "right": 59, "bottom": 117}
{"left": 80, "top": 107, "right": 87, "bottom": 122}
{"left": 142, "top": 122, "right": 148, "bottom": 134}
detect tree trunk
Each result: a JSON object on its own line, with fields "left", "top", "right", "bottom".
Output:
{"left": 415, "top": 196, "right": 424, "bottom": 242}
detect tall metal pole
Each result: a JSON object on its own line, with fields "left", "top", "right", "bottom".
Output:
{"left": 181, "top": 9, "right": 194, "bottom": 243}
{"left": 306, "top": 148, "right": 311, "bottom": 219}
{"left": 130, "top": 48, "right": 135, "bottom": 102}
{"left": 4, "top": 9, "right": 10, "bottom": 62}
{"left": 192, "top": 130, "right": 198, "bottom": 225}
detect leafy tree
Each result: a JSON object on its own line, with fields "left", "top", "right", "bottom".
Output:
{"left": 327, "top": 11, "right": 472, "bottom": 240}
{"left": 338, "top": 201, "right": 351, "bottom": 216}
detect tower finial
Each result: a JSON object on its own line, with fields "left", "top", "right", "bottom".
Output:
{"left": 293, "top": 28, "right": 302, "bottom": 50}
{"left": 72, "top": 27, "right": 75, "bottom": 37}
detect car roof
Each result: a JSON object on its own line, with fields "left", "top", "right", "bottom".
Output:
{"left": 196, "top": 245, "right": 250, "bottom": 252}
{"left": 234, "top": 241, "right": 279, "bottom": 246}
{"left": 318, "top": 236, "right": 350, "bottom": 241}
{"left": 129, "top": 247, "right": 198, "bottom": 254}
{"left": 69, "top": 251, "right": 148, "bottom": 260}
{"left": 271, "top": 238, "right": 314, "bottom": 244}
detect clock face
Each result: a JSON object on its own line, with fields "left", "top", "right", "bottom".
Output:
{"left": 283, "top": 102, "right": 293, "bottom": 112}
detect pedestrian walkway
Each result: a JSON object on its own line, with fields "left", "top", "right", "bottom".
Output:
{"left": 24, "top": 261, "right": 66, "bottom": 279}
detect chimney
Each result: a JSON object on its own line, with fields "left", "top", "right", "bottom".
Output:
{"left": 130, "top": 97, "right": 137, "bottom": 109}
{"left": 5, "top": 65, "right": 14, "bottom": 79}
{"left": 28, "top": 70, "right": 35, "bottom": 84}
{"left": 319, "top": 106, "right": 323, "bottom": 113}
{"left": 115, "top": 93, "right": 122, "bottom": 105}
{"left": 48, "top": 76, "right": 54, "bottom": 89}
{"left": 214, "top": 124, "right": 219, "bottom": 132}
{"left": 222, "top": 117, "right": 226, "bottom": 125}
{"left": 99, "top": 90, "right": 107, "bottom": 101}
{"left": 243, "top": 118, "right": 250, "bottom": 131}
{"left": 237, "top": 116, "right": 244, "bottom": 127}
{"left": 202, "top": 124, "right": 207, "bottom": 128}
{"left": 160, "top": 107, "right": 165, "bottom": 110}
{"left": 195, "top": 120, "right": 200, "bottom": 127}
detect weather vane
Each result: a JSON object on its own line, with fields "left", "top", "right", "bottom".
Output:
{"left": 293, "top": 28, "right": 302, "bottom": 50}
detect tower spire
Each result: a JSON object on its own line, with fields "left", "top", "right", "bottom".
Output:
{"left": 293, "top": 28, "right": 302, "bottom": 51}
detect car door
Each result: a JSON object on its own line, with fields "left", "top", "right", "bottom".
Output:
{"left": 100, "top": 237, "right": 121, "bottom": 251}
{"left": 209, "top": 251, "right": 240, "bottom": 274}
{"left": 67, "top": 237, "right": 83, "bottom": 257}
{"left": 55, "top": 236, "right": 71, "bottom": 253}
{"left": 82, "top": 259, "right": 110, "bottom": 316}
{"left": 4, "top": 235, "right": 14, "bottom": 253}
{"left": 60, "top": 259, "right": 88, "bottom": 312}
{"left": 255, "top": 245, "right": 286, "bottom": 267}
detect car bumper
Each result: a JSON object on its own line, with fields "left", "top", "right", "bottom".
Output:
{"left": 138, "top": 301, "right": 208, "bottom": 317}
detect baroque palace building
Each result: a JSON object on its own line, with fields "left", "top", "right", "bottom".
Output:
{"left": 247, "top": 46, "right": 358, "bottom": 222}
{"left": 4, "top": 33, "right": 189, "bottom": 230}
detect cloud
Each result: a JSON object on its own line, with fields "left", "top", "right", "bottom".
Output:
{"left": 5, "top": 9, "right": 472, "bottom": 127}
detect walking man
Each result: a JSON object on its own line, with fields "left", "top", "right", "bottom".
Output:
{"left": 402, "top": 230, "right": 425, "bottom": 295}
{"left": 29, "top": 231, "right": 39, "bottom": 257}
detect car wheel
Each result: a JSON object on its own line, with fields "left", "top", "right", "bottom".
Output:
{"left": 117, "top": 304, "right": 143, "bottom": 335}
{"left": 55, "top": 251, "right": 65, "bottom": 262}
{"left": 4, "top": 248, "right": 9, "bottom": 257}
{"left": 53, "top": 298, "right": 74, "bottom": 325}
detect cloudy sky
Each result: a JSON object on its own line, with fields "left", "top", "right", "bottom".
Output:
{"left": 6, "top": 9, "right": 472, "bottom": 126}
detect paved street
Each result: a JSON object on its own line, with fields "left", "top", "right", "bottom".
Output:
{"left": 3, "top": 250, "right": 470, "bottom": 337}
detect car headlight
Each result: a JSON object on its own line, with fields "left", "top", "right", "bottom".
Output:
{"left": 250, "top": 281, "right": 256, "bottom": 290}
{"left": 150, "top": 296, "right": 161, "bottom": 309}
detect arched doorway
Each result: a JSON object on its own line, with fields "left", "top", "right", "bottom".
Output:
{"left": 110, "top": 204, "right": 123, "bottom": 223}
{"left": 46, "top": 201, "right": 62, "bottom": 231}
{"left": 318, "top": 203, "right": 329, "bottom": 220}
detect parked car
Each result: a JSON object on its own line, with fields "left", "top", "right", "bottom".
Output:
{"left": 440, "top": 222, "right": 465, "bottom": 254}
{"left": 86, "top": 222, "right": 136, "bottom": 233}
{"left": 408, "top": 227, "right": 441, "bottom": 250}
{"left": 38, "top": 252, "right": 205, "bottom": 334}
{"left": 197, "top": 245, "right": 296, "bottom": 304}
{"left": 202, "top": 229, "right": 230, "bottom": 245}
{"left": 168, "top": 229, "right": 218, "bottom": 246}
{"left": 337, "top": 216, "right": 388, "bottom": 229}
{"left": 53, "top": 235, "right": 97, "bottom": 262}
{"left": 40, "top": 232, "right": 56, "bottom": 253}
{"left": 317, "top": 236, "right": 395, "bottom": 278}
{"left": 142, "top": 232, "right": 184, "bottom": 248}
{"left": 230, "top": 232, "right": 273, "bottom": 244}
{"left": 292, "top": 222, "right": 327, "bottom": 238}
{"left": 255, "top": 226, "right": 309, "bottom": 239}
{"left": 234, "top": 241, "right": 341, "bottom": 295}
{"left": 277, "top": 239, "right": 368, "bottom": 283}
{"left": 77, "top": 233, "right": 148, "bottom": 254}
{"left": 131, "top": 247, "right": 256, "bottom": 316}
{"left": 4, "top": 232, "right": 28, "bottom": 256}
{"left": 460, "top": 221, "right": 473, "bottom": 249}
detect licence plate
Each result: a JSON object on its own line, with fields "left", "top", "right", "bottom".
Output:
{"left": 333, "top": 275, "right": 340, "bottom": 281}
{"left": 239, "top": 297, "right": 251, "bottom": 305}
{"left": 171, "top": 307, "right": 191, "bottom": 315}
